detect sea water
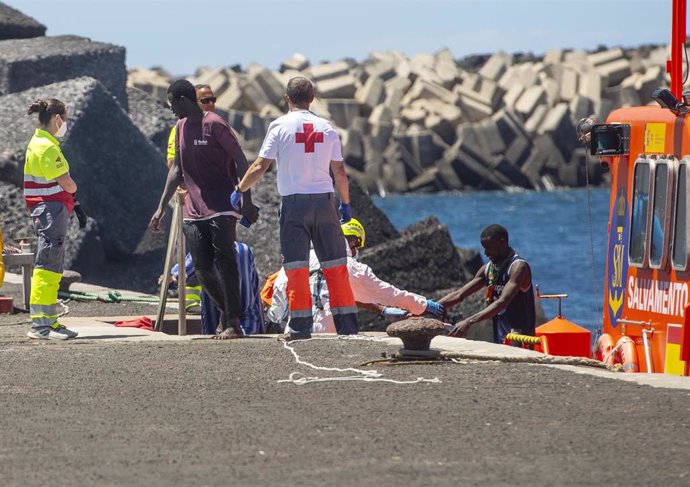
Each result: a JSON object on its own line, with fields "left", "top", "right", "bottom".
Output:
{"left": 373, "top": 187, "right": 610, "bottom": 332}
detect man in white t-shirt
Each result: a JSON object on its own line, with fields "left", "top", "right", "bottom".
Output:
{"left": 233, "top": 76, "right": 357, "bottom": 340}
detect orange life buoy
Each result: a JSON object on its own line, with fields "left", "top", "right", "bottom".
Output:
{"left": 614, "top": 336, "right": 639, "bottom": 373}
{"left": 595, "top": 333, "right": 615, "bottom": 366}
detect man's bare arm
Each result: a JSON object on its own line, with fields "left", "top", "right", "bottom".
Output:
{"left": 237, "top": 157, "right": 274, "bottom": 193}
{"left": 438, "top": 264, "right": 487, "bottom": 309}
{"left": 149, "top": 154, "right": 182, "bottom": 232}
{"left": 330, "top": 160, "right": 350, "bottom": 204}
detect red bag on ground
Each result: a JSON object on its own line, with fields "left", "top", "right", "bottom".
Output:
{"left": 114, "top": 316, "right": 154, "bottom": 331}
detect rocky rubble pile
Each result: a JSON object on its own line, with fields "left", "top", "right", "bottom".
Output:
{"left": 130, "top": 44, "right": 669, "bottom": 194}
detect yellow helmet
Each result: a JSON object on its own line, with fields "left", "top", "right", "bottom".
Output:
{"left": 341, "top": 218, "right": 366, "bottom": 248}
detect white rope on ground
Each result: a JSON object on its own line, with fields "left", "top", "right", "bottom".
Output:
{"left": 277, "top": 335, "right": 441, "bottom": 385}
{"left": 57, "top": 300, "right": 69, "bottom": 318}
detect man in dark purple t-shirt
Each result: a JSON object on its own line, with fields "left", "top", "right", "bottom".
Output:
{"left": 150, "top": 79, "right": 258, "bottom": 339}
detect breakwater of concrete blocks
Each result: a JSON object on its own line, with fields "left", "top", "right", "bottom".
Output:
{"left": 130, "top": 44, "right": 668, "bottom": 194}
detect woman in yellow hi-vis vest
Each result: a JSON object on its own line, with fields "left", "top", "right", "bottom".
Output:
{"left": 24, "top": 98, "right": 86, "bottom": 340}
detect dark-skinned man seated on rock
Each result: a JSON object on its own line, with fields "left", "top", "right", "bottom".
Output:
{"left": 439, "top": 224, "right": 535, "bottom": 344}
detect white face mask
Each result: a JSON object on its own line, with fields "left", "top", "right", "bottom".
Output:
{"left": 55, "top": 115, "right": 67, "bottom": 138}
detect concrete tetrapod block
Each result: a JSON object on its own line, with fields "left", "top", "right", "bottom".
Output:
{"left": 457, "top": 94, "right": 492, "bottom": 122}
{"left": 0, "top": 77, "right": 167, "bottom": 259}
{"left": 569, "top": 95, "right": 594, "bottom": 124}
{"left": 502, "top": 84, "right": 525, "bottom": 110}
{"left": 359, "top": 216, "right": 464, "bottom": 295}
{"left": 127, "top": 67, "right": 170, "bottom": 103}
{"left": 396, "top": 129, "right": 445, "bottom": 170}
{"left": 596, "top": 58, "right": 632, "bottom": 87}
{"left": 424, "top": 98, "right": 463, "bottom": 127}
{"left": 489, "top": 155, "right": 532, "bottom": 188}
{"left": 520, "top": 145, "right": 550, "bottom": 186}
{"left": 537, "top": 102, "right": 575, "bottom": 161}
{"left": 369, "top": 122, "right": 394, "bottom": 152}
{"left": 587, "top": 47, "right": 625, "bottom": 67}
{"left": 341, "top": 129, "right": 365, "bottom": 171}
{"left": 503, "top": 135, "right": 531, "bottom": 168}
{"left": 127, "top": 87, "right": 177, "bottom": 156}
{"left": 401, "top": 78, "right": 457, "bottom": 106}
{"left": 363, "top": 57, "right": 397, "bottom": 82}
{"left": 478, "top": 51, "right": 512, "bottom": 81}
{"left": 434, "top": 48, "right": 461, "bottom": 88}
{"left": 524, "top": 104, "right": 548, "bottom": 134}
{"left": 455, "top": 124, "right": 492, "bottom": 161}
{"left": 381, "top": 158, "right": 408, "bottom": 193}
{"left": 425, "top": 114, "right": 456, "bottom": 145}
{"left": 214, "top": 77, "right": 243, "bottom": 113}
{"left": 559, "top": 68, "right": 579, "bottom": 102}
{"left": 492, "top": 108, "right": 530, "bottom": 148}
{"left": 435, "top": 157, "right": 464, "bottom": 191}
{"left": 605, "top": 84, "right": 642, "bottom": 108}
{"left": 250, "top": 67, "right": 286, "bottom": 108}
{"left": 384, "top": 76, "right": 412, "bottom": 114}
{"left": 400, "top": 104, "right": 427, "bottom": 125}
{"left": 242, "top": 111, "right": 271, "bottom": 143}
{"left": 444, "top": 138, "right": 504, "bottom": 190}
{"left": 543, "top": 48, "right": 563, "bottom": 65}
{"left": 475, "top": 118, "right": 507, "bottom": 156}
{"left": 540, "top": 76, "right": 559, "bottom": 107}
{"left": 325, "top": 99, "right": 361, "bottom": 128}
{"left": 635, "top": 65, "right": 664, "bottom": 104}
{"left": 307, "top": 60, "right": 351, "bottom": 82}
{"left": 355, "top": 75, "right": 385, "bottom": 114}
{"left": 0, "top": 2, "right": 46, "bottom": 40}
{"left": 578, "top": 70, "right": 603, "bottom": 105}
{"left": 515, "top": 85, "right": 547, "bottom": 119}
{"left": 0, "top": 35, "right": 128, "bottom": 110}
{"left": 316, "top": 74, "right": 358, "bottom": 99}
{"left": 279, "top": 53, "right": 309, "bottom": 73}
{"left": 407, "top": 167, "right": 443, "bottom": 192}
{"left": 240, "top": 77, "right": 273, "bottom": 112}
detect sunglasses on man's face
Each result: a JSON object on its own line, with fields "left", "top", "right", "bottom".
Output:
{"left": 199, "top": 96, "right": 217, "bottom": 104}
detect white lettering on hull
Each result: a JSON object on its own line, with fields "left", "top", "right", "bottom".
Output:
{"left": 626, "top": 276, "right": 688, "bottom": 317}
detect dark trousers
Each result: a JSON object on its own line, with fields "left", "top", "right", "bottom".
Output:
{"left": 183, "top": 216, "right": 240, "bottom": 325}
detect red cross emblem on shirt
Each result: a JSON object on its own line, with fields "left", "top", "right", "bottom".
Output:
{"left": 295, "top": 123, "right": 324, "bottom": 153}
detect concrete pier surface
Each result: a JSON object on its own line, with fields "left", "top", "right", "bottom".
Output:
{"left": 1, "top": 278, "right": 689, "bottom": 486}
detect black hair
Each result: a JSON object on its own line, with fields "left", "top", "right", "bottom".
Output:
{"left": 480, "top": 224, "right": 509, "bottom": 243}
{"left": 286, "top": 76, "right": 314, "bottom": 105}
{"left": 168, "top": 79, "right": 197, "bottom": 102}
{"left": 27, "top": 98, "right": 66, "bottom": 126}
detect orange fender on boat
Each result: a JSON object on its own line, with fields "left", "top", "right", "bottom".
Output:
{"left": 595, "top": 333, "right": 615, "bottom": 366}
{"left": 615, "top": 336, "right": 639, "bottom": 373}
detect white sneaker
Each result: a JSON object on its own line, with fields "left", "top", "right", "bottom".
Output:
{"left": 53, "top": 324, "right": 78, "bottom": 339}
{"left": 27, "top": 327, "right": 69, "bottom": 340}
